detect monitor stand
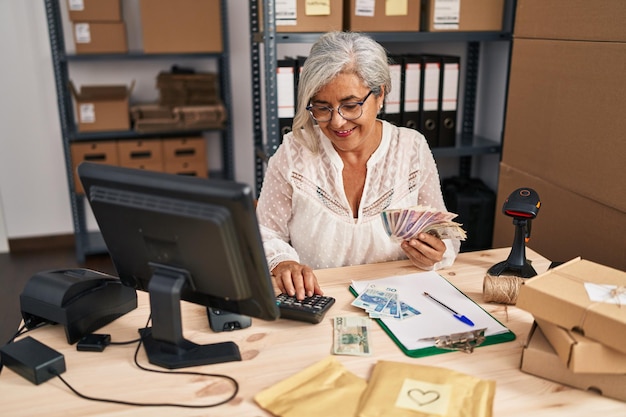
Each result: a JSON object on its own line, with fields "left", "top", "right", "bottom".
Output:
{"left": 139, "top": 265, "right": 241, "bottom": 369}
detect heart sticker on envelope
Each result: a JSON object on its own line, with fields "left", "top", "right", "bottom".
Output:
{"left": 408, "top": 388, "right": 441, "bottom": 406}
{"left": 396, "top": 378, "right": 451, "bottom": 414}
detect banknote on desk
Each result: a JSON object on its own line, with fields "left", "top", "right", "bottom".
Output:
{"left": 333, "top": 316, "right": 371, "bottom": 356}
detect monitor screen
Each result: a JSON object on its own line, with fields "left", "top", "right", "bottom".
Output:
{"left": 77, "top": 162, "right": 279, "bottom": 369}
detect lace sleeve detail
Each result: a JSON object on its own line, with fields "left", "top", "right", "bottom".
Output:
{"left": 256, "top": 142, "right": 301, "bottom": 271}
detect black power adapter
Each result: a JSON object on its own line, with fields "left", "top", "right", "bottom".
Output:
{"left": 0, "top": 336, "right": 66, "bottom": 385}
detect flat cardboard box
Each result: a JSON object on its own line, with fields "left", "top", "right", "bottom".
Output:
{"left": 162, "top": 137, "right": 207, "bottom": 162}
{"left": 67, "top": 0, "right": 122, "bottom": 22}
{"left": 163, "top": 159, "right": 208, "bottom": 178}
{"left": 117, "top": 139, "right": 164, "bottom": 172}
{"left": 139, "top": 0, "right": 222, "bottom": 53}
{"left": 492, "top": 163, "right": 626, "bottom": 272}
{"left": 515, "top": 0, "right": 626, "bottom": 42}
{"left": 73, "top": 22, "right": 127, "bottom": 54}
{"left": 502, "top": 38, "right": 626, "bottom": 213}
{"left": 536, "top": 318, "right": 626, "bottom": 374}
{"left": 422, "top": 0, "right": 504, "bottom": 32}
{"left": 275, "top": 0, "right": 342, "bottom": 33}
{"left": 345, "top": 0, "right": 420, "bottom": 32}
{"left": 70, "top": 141, "right": 119, "bottom": 194}
{"left": 70, "top": 82, "right": 131, "bottom": 132}
{"left": 516, "top": 258, "right": 626, "bottom": 354}
{"left": 521, "top": 323, "right": 626, "bottom": 402}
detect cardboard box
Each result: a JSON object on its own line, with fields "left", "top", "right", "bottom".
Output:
{"left": 346, "top": 0, "right": 420, "bottom": 32}
{"left": 162, "top": 137, "right": 206, "bottom": 160}
{"left": 73, "top": 22, "right": 127, "bottom": 54}
{"left": 67, "top": 0, "right": 122, "bottom": 22}
{"left": 70, "top": 82, "right": 132, "bottom": 132}
{"left": 521, "top": 323, "right": 626, "bottom": 402}
{"left": 516, "top": 258, "right": 626, "bottom": 355}
{"left": 536, "top": 318, "right": 626, "bottom": 374}
{"left": 275, "top": 0, "right": 342, "bottom": 33}
{"left": 163, "top": 159, "right": 208, "bottom": 178}
{"left": 422, "top": 0, "right": 504, "bottom": 32}
{"left": 139, "top": 0, "right": 222, "bottom": 53}
{"left": 117, "top": 140, "right": 164, "bottom": 172}
{"left": 502, "top": 38, "right": 626, "bottom": 213}
{"left": 70, "top": 141, "right": 119, "bottom": 194}
{"left": 162, "top": 137, "right": 208, "bottom": 177}
{"left": 515, "top": 0, "right": 626, "bottom": 42}
{"left": 492, "top": 163, "right": 626, "bottom": 271}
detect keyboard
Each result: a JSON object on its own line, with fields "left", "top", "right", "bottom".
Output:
{"left": 276, "top": 293, "right": 335, "bottom": 324}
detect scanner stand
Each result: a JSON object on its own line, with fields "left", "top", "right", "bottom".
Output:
{"left": 487, "top": 218, "right": 537, "bottom": 278}
{"left": 139, "top": 265, "right": 241, "bottom": 369}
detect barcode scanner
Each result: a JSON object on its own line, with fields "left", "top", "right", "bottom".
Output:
{"left": 488, "top": 188, "right": 541, "bottom": 278}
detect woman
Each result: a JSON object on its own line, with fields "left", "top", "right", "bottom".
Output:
{"left": 256, "top": 31, "right": 460, "bottom": 300}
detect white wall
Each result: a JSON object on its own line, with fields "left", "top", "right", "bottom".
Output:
{"left": 0, "top": 191, "right": 8, "bottom": 253}
{"left": 0, "top": 0, "right": 255, "bottom": 241}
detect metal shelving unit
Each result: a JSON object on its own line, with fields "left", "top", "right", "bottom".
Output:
{"left": 249, "top": 0, "right": 516, "bottom": 193}
{"left": 44, "top": 0, "right": 234, "bottom": 263}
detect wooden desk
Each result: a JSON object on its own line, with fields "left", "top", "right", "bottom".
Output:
{"left": 0, "top": 248, "right": 624, "bottom": 416}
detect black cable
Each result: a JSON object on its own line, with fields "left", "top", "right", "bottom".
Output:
{"left": 109, "top": 338, "right": 141, "bottom": 345}
{"left": 49, "top": 314, "right": 239, "bottom": 408}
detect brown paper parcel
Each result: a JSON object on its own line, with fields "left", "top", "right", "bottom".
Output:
{"left": 357, "top": 361, "right": 495, "bottom": 417}
{"left": 516, "top": 258, "right": 626, "bottom": 354}
{"left": 254, "top": 356, "right": 367, "bottom": 417}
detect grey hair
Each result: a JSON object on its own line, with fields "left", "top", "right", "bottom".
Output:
{"left": 292, "top": 31, "right": 391, "bottom": 153}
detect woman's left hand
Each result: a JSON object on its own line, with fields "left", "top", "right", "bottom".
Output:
{"left": 401, "top": 233, "right": 446, "bottom": 270}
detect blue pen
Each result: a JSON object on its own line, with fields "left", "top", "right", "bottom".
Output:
{"left": 423, "top": 292, "right": 475, "bottom": 326}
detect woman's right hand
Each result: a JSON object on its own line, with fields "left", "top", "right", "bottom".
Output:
{"left": 271, "top": 261, "right": 323, "bottom": 300}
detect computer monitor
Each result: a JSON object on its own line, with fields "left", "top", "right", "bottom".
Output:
{"left": 77, "top": 162, "right": 279, "bottom": 369}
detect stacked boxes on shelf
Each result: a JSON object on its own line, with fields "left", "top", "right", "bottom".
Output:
{"left": 517, "top": 258, "right": 626, "bottom": 401}
{"left": 71, "top": 137, "right": 208, "bottom": 194}
{"left": 273, "top": 0, "right": 505, "bottom": 33}
{"left": 131, "top": 70, "right": 227, "bottom": 133}
{"left": 67, "top": 0, "right": 127, "bottom": 54}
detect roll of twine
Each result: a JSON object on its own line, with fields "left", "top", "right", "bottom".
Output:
{"left": 483, "top": 274, "right": 525, "bottom": 305}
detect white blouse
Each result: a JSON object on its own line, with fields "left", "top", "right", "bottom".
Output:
{"left": 256, "top": 120, "right": 460, "bottom": 272}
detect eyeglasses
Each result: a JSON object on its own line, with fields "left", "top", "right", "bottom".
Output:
{"left": 306, "top": 90, "right": 373, "bottom": 122}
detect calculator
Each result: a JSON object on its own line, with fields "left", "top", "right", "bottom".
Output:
{"left": 275, "top": 293, "right": 336, "bottom": 324}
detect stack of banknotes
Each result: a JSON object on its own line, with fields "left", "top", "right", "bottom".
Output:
{"left": 381, "top": 205, "right": 467, "bottom": 241}
{"left": 351, "top": 284, "right": 421, "bottom": 321}
{"left": 333, "top": 284, "right": 423, "bottom": 356}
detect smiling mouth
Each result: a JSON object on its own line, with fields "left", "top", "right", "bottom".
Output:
{"left": 334, "top": 127, "right": 356, "bottom": 137}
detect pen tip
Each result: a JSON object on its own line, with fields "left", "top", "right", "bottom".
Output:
{"left": 423, "top": 292, "right": 429, "bottom": 296}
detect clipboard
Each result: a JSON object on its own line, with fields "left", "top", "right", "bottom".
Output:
{"left": 349, "top": 271, "right": 515, "bottom": 358}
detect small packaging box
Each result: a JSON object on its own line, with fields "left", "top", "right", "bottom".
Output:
{"left": 345, "top": 0, "right": 420, "bottom": 32}
{"left": 67, "top": 0, "right": 122, "bottom": 22}
{"left": 70, "top": 81, "right": 132, "bottom": 132}
{"left": 536, "top": 318, "right": 626, "bottom": 374}
{"left": 422, "top": 0, "right": 504, "bottom": 32}
{"left": 117, "top": 140, "right": 164, "bottom": 172}
{"left": 275, "top": 0, "right": 343, "bottom": 33}
{"left": 139, "top": 0, "right": 222, "bottom": 53}
{"left": 73, "top": 22, "right": 127, "bottom": 54}
{"left": 517, "top": 258, "right": 626, "bottom": 355}
{"left": 521, "top": 323, "right": 626, "bottom": 402}
{"left": 162, "top": 137, "right": 208, "bottom": 178}
{"left": 70, "top": 141, "right": 119, "bottom": 194}
{"left": 163, "top": 159, "right": 208, "bottom": 178}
